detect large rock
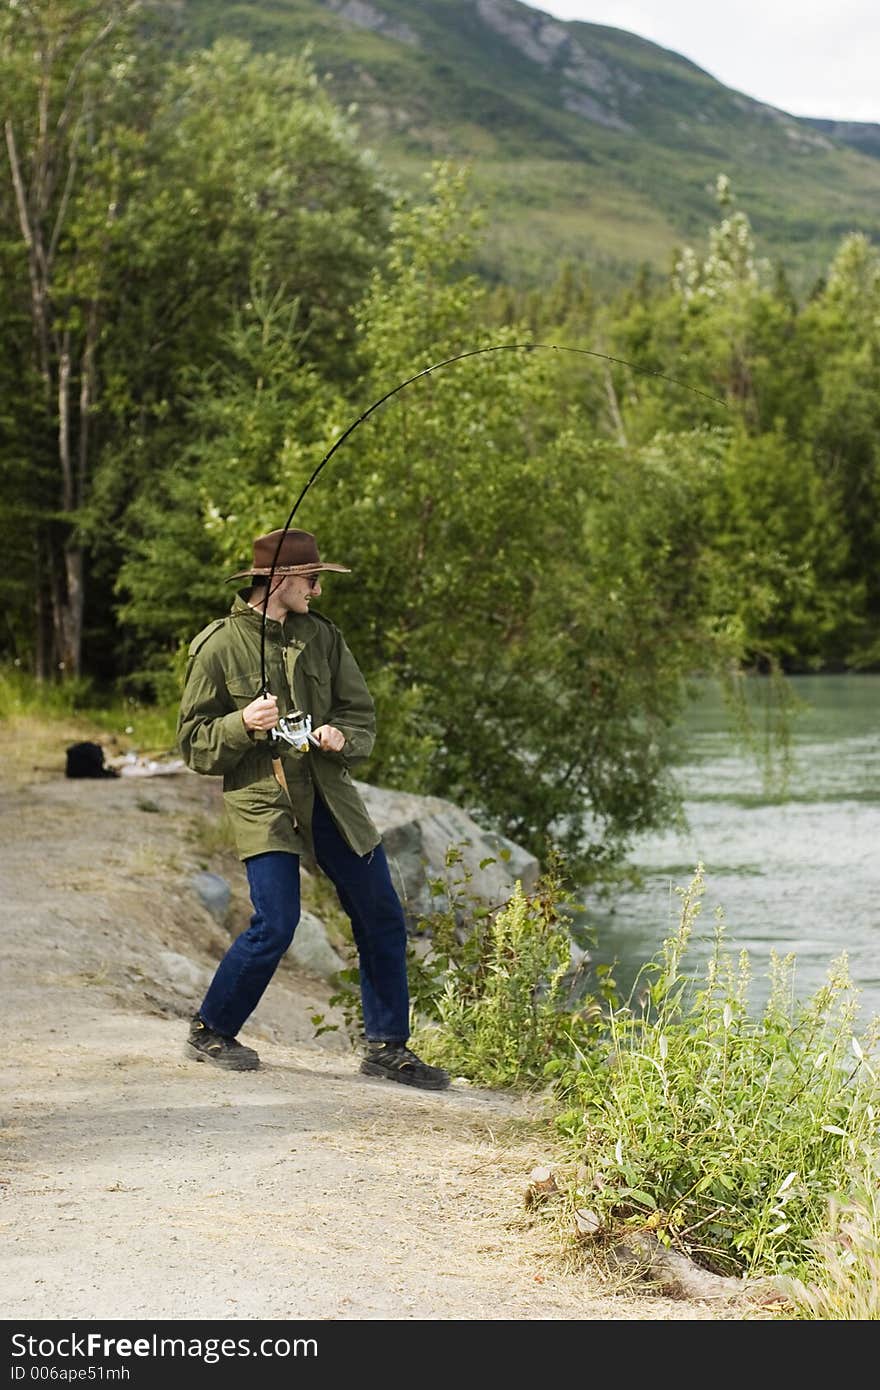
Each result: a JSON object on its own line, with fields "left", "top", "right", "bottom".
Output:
{"left": 353, "top": 781, "right": 540, "bottom": 928}
{"left": 188, "top": 870, "right": 231, "bottom": 924}
{"left": 157, "top": 950, "right": 211, "bottom": 995}
{"left": 289, "top": 909, "right": 346, "bottom": 980}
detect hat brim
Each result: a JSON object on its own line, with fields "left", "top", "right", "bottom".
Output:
{"left": 226, "top": 562, "right": 352, "bottom": 582}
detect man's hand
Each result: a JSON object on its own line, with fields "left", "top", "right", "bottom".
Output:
{"left": 241, "top": 693, "right": 279, "bottom": 732}
{"left": 312, "top": 724, "right": 345, "bottom": 752}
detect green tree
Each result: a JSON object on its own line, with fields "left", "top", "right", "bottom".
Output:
{"left": 701, "top": 428, "right": 858, "bottom": 669}
{"left": 294, "top": 168, "right": 736, "bottom": 878}
{"left": 115, "top": 165, "right": 837, "bottom": 883}
{"left": 794, "top": 235, "right": 880, "bottom": 664}
{"left": 1, "top": 18, "right": 389, "bottom": 679}
{"left": 1, "top": 0, "right": 153, "bottom": 676}
{"left": 608, "top": 176, "right": 867, "bottom": 668}
{"left": 86, "top": 38, "right": 389, "bottom": 675}
{"left": 114, "top": 282, "right": 334, "bottom": 686}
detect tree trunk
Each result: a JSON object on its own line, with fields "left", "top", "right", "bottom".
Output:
{"left": 54, "top": 326, "right": 83, "bottom": 675}
{"left": 59, "top": 543, "right": 84, "bottom": 675}
{"left": 5, "top": 8, "right": 130, "bottom": 681}
{"left": 34, "top": 549, "right": 52, "bottom": 684}
{"left": 47, "top": 544, "right": 63, "bottom": 677}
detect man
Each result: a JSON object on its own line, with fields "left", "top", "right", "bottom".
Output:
{"left": 176, "top": 527, "right": 450, "bottom": 1091}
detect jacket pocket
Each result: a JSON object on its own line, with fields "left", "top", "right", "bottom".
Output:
{"left": 226, "top": 672, "right": 263, "bottom": 710}
{"left": 223, "top": 769, "right": 288, "bottom": 820}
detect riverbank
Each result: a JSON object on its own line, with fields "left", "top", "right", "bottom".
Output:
{"left": 0, "top": 715, "right": 757, "bottom": 1322}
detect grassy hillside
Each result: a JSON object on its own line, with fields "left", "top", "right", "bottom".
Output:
{"left": 178, "top": 0, "right": 880, "bottom": 293}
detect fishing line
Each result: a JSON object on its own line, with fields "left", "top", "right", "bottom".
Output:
{"left": 258, "top": 340, "right": 729, "bottom": 693}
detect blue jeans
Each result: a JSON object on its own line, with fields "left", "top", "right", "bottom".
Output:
{"left": 199, "top": 794, "right": 410, "bottom": 1043}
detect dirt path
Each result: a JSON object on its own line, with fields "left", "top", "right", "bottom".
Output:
{"left": 0, "top": 720, "right": 748, "bottom": 1321}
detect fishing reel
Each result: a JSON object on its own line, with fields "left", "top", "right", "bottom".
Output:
{"left": 272, "top": 708, "right": 320, "bottom": 751}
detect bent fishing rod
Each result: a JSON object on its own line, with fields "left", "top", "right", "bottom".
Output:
{"left": 258, "top": 338, "right": 729, "bottom": 701}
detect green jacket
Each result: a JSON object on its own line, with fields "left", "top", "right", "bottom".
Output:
{"left": 177, "top": 593, "right": 381, "bottom": 860}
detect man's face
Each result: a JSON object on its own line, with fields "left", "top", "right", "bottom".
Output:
{"left": 278, "top": 571, "right": 322, "bottom": 615}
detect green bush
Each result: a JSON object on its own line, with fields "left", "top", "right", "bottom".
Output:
{"left": 551, "top": 866, "right": 880, "bottom": 1280}
{"left": 406, "top": 849, "right": 603, "bottom": 1089}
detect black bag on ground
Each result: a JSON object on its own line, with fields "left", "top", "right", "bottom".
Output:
{"left": 65, "top": 742, "right": 118, "bottom": 778}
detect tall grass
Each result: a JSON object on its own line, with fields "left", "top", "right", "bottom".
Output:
{"left": 551, "top": 867, "right": 880, "bottom": 1284}
{"left": 781, "top": 1153, "right": 880, "bottom": 1319}
{"left": 410, "top": 874, "right": 593, "bottom": 1089}
{"left": 0, "top": 665, "right": 179, "bottom": 753}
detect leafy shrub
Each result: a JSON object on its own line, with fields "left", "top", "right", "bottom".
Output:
{"left": 406, "top": 849, "right": 603, "bottom": 1089}
{"left": 551, "top": 866, "right": 880, "bottom": 1280}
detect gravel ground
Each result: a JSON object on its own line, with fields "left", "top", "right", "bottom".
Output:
{"left": 0, "top": 719, "right": 762, "bottom": 1323}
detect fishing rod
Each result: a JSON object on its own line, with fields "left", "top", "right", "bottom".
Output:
{"left": 258, "top": 339, "right": 729, "bottom": 696}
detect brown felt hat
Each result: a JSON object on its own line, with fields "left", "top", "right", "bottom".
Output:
{"left": 227, "top": 528, "right": 351, "bottom": 581}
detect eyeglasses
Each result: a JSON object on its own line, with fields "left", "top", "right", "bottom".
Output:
{"left": 303, "top": 573, "right": 320, "bottom": 591}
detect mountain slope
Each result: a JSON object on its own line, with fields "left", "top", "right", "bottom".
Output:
{"left": 179, "top": 0, "right": 880, "bottom": 292}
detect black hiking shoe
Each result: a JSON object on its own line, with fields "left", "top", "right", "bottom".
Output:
{"left": 360, "top": 1042, "right": 450, "bottom": 1091}
{"left": 184, "top": 1014, "right": 260, "bottom": 1071}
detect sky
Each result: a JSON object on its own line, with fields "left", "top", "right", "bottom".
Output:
{"left": 524, "top": 1, "right": 880, "bottom": 123}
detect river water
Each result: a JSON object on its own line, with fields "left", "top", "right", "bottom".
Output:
{"left": 578, "top": 675, "right": 880, "bottom": 1025}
